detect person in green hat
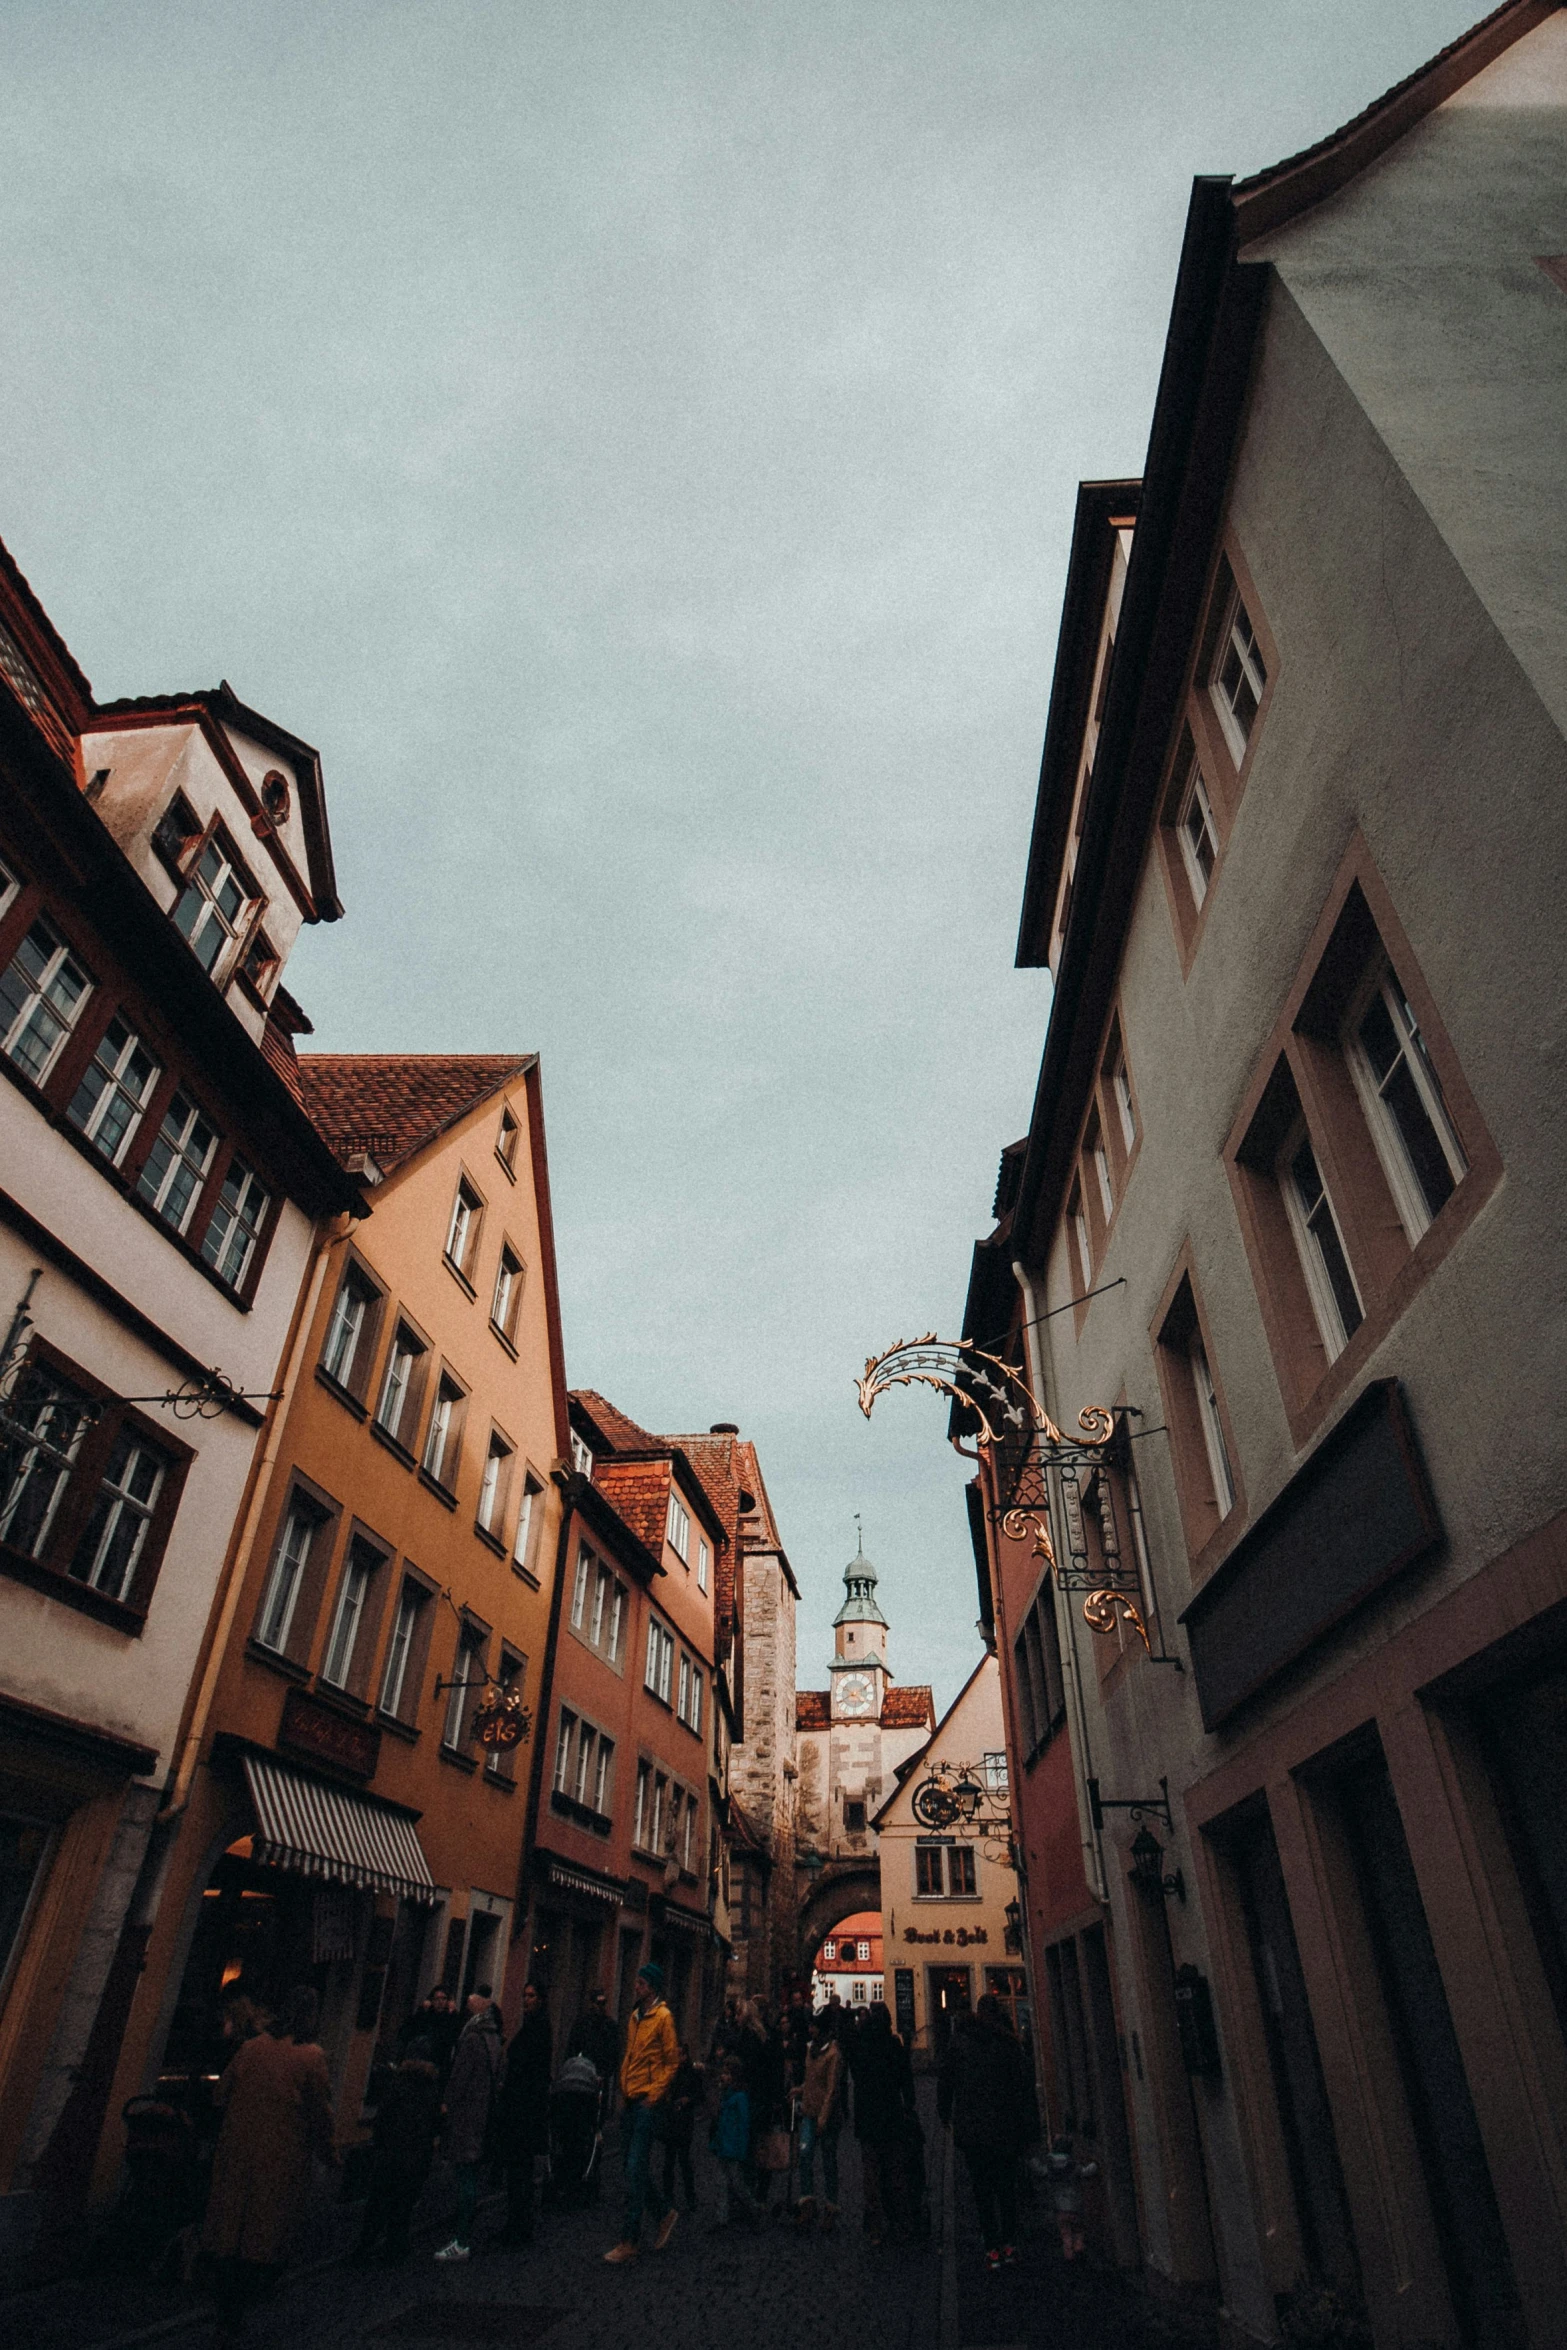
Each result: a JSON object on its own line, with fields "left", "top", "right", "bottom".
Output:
{"left": 603, "top": 1962, "right": 680, "bottom": 2263}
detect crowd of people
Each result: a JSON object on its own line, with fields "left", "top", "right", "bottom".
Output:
{"left": 187, "top": 1960, "right": 1066, "bottom": 2332}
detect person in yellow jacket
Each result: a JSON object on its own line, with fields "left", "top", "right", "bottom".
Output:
{"left": 604, "top": 1962, "right": 681, "bottom": 2263}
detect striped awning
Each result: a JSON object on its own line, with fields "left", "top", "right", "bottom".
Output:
{"left": 242, "top": 1753, "right": 437, "bottom": 1904}
{"left": 544, "top": 1858, "right": 625, "bottom": 1909}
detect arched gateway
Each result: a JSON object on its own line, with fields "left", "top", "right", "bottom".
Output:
{"left": 795, "top": 1858, "right": 884, "bottom": 1976}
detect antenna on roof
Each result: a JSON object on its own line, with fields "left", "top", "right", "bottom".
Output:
{"left": 853, "top": 1511, "right": 862, "bottom": 1554}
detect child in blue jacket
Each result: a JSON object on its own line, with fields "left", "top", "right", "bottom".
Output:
{"left": 708, "top": 2057, "right": 761, "bottom": 2231}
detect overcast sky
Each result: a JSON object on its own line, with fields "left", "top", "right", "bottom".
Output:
{"left": 2, "top": 0, "right": 1478, "bottom": 1715}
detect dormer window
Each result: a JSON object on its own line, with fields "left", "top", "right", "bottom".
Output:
{"left": 260, "top": 771, "right": 291, "bottom": 826}
{"left": 240, "top": 931, "right": 280, "bottom": 1001}
{"left": 173, "top": 837, "right": 253, "bottom": 977}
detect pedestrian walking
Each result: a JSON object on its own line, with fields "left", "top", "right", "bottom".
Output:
{"left": 660, "top": 2044, "right": 703, "bottom": 2212}
{"left": 399, "top": 1985, "right": 461, "bottom": 2081}
{"left": 937, "top": 1992, "right": 1033, "bottom": 2271}
{"left": 200, "top": 1985, "right": 337, "bottom": 2338}
{"left": 847, "top": 2001, "right": 917, "bottom": 2246}
{"left": 353, "top": 2037, "right": 442, "bottom": 2266}
{"left": 1043, "top": 2133, "right": 1095, "bottom": 2261}
{"left": 491, "top": 1982, "right": 552, "bottom": 2247}
{"left": 795, "top": 2008, "right": 844, "bottom": 2232}
{"left": 603, "top": 1961, "right": 680, "bottom": 2264}
{"left": 433, "top": 1987, "right": 504, "bottom": 2263}
{"left": 707, "top": 2055, "right": 762, "bottom": 2231}
{"left": 568, "top": 1987, "right": 622, "bottom": 2115}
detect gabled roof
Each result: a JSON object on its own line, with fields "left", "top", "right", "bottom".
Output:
{"left": 298, "top": 1053, "right": 531, "bottom": 1175}
{"left": 573, "top": 1390, "right": 660, "bottom": 1454}
{"left": 872, "top": 1655, "right": 990, "bottom": 1828}
{"left": 591, "top": 1456, "right": 675, "bottom": 1565}
{"left": 796, "top": 1691, "right": 831, "bottom": 1731}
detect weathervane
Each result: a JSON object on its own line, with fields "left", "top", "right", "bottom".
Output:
{"left": 855, "top": 1332, "right": 1154, "bottom": 1653}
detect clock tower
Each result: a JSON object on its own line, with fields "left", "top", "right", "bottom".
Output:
{"left": 830, "top": 1538, "right": 890, "bottom": 1721}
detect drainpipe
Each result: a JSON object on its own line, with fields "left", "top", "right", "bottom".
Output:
{"left": 162, "top": 1212, "right": 345, "bottom": 1822}
{"left": 1011, "top": 1260, "right": 1109, "bottom": 1905}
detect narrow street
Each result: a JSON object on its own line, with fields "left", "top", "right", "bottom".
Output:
{"left": 5, "top": 2086, "right": 1214, "bottom": 2350}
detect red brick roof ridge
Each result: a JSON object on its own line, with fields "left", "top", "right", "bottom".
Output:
{"left": 570, "top": 1389, "right": 661, "bottom": 1455}
{"left": 881, "top": 1686, "right": 937, "bottom": 1728}
{"left": 795, "top": 1691, "right": 831, "bottom": 1730}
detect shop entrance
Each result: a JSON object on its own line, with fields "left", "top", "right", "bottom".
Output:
{"left": 984, "top": 1963, "right": 1031, "bottom": 2049}
{"left": 926, "top": 1964, "right": 972, "bottom": 2058}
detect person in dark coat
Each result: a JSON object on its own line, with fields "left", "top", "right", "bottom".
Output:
{"left": 937, "top": 1994, "right": 1034, "bottom": 2267}
{"left": 433, "top": 1988, "right": 504, "bottom": 2262}
{"left": 848, "top": 2002, "right": 917, "bottom": 2245}
{"left": 567, "top": 1988, "right": 622, "bottom": 2112}
{"left": 491, "top": 1983, "right": 552, "bottom": 2246}
{"left": 201, "top": 1986, "right": 336, "bottom": 2336}
{"left": 660, "top": 2045, "right": 704, "bottom": 2211}
{"left": 399, "top": 1986, "right": 462, "bottom": 2082}
{"left": 354, "top": 2039, "right": 442, "bottom": 2265}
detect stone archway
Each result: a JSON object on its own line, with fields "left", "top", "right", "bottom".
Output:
{"left": 795, "top": 1858, "right": 883, "bottom": 1977}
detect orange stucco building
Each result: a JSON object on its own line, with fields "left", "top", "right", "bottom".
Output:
{"left": 93, "top": 1052, "right": 569, "bottom": 2192}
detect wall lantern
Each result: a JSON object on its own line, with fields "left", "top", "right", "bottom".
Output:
{"left": 1128, "top": 1824, "right": 1185, "bottom": 1905}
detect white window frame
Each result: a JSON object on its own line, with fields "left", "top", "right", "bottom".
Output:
{"left": 67, "top": 1018, "right": 159, "bottom": 1166}
{"left": 422, "top": 1375, "right": 462, "bottom": 1484}
{"left": 666, "top": 1493, "right": 691, "bottom": 1563}
{"left": 376, "top": 1324, "right": 425, "bottom": 1444}
{"left": 491, "top": 1246, "right": 523, "bottom": 1339}
{"left": 554, "top": 1710, "right": 576, "bottom": 1795}
{"left": 1210, "top": 587, "right": 1266, "bottom": 762}
{"left": 570, "top": 1429, "right": 593, "bottom": 1478}
{"left": 257, "top": 1497, "right": 320, "bottom": 1655}
{"left": 1176, "top": 759, "right": 1220, "bottom": 908}
{"left": 1088, "top": 1116, "right": 1113, "bottom": 1222}
{"left": 172, "top": 834, "right": 253, "bottom": 978}
{"left": 688, "top": 1664, "right": 703, "bottom": 1737}
{"left": 593, "top": 1735, "right": 615, "bottom": 1816}
{"left": 1068, "top": 1183, "right": 1090, "bottom": 1291}
{"left": 1108, "top": 1042, "right": 1136, "bottom": 1154}
{"left": 379, "top": 1581, "right": 423, "bottom": 1716}
{"left": 323, "top": 1268, "right": 376, "bottom": 1389}
{"left": 1279, "top": 1124, "right": 1363, "bottom": 1361}
{"left": 697, "top": 1538, "right": 710, "bottom": 1595}
{"left": 573, "top": 1723, "right": 595, "bottom": 1807}
{"left": 201, "top": 1158, "right": 269, "bottom": 1291}
{"left": 72, "top": 1426, "right": 167, "bottom": 1601}
{"left": 572, "top": 1548, "right": 593, "bottom": 1630}
{"left": 606, "top": 1580, "right": 625, "bottom": 1664}
{"left": 1343, "top": 961, "right": 1468, "bottom": 1247}
{"left": 634, "top": 1760, "right": 651, "bottom": 1848}
{"left": 442, "top": 1624, "right": 484, "bottom": 1751}
{"left": 513, "top": 1471, "right": 542, "bottom": 1572}
{"left": 1188, "top": 1330, "right": 1236, "bottom": 1518}
{"left": 477, "top": 1431, "right": 512, "bottom": 1533}
{"left": 0, "top": 917, "right": 93, "bottom": 1089}
{"left": 677, "top": 1653, "right": 690, "bottom": 1723}
{"left": 321, "top": 1538, "right": 378, "bottom": 1690}
{"left": 445, "top": 1179, "right": 481, "bottom": 1276}
{"left": 136, "top": 1089, "right": 219, "bottom": 1237}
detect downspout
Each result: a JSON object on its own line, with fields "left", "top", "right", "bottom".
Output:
{"left": 514, "top": 1466, "right": 578, "bottom": 1943}
{"left": 162, "top": 1211, "right": 344, "bottom": 1822}
{"left": 1012, "top": 1259, "right": 1108, "bottom": 1905}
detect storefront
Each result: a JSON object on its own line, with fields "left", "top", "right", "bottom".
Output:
{"left": 524, "top": 1851, "right": 626, "bottom": 2065}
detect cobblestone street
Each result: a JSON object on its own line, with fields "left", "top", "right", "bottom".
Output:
{"left": 3, "top": 2088, "right": 1216, "bottom": 2350}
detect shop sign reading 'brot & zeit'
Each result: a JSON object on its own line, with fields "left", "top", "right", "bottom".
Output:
{"left": 904, "top": 1925, "right": 989, "bottom": 1946}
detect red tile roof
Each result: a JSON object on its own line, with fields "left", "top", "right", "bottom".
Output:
{"left": 796, "top": 1691, "right": 831, "bottom": 1731}
{"left": 259, "top": 1016, "right": 305, "bottom": 1108}
{"left": 572, "top": 1390, "right": 660, "bottom": 1455}
{"left": 592, "top": 1457, "right": 672, "bottom": 1563}
{"left": 881, "top": 1686, "right": 936, "bottom": 1730}
{"left": 297, "top": 1053, "right": 530, "bottom": 1174}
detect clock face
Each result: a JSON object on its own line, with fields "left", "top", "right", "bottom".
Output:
{"left": 838, "top": 1674, "right": 874, "bottom": 1716}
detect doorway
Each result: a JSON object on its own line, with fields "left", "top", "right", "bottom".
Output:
{"left": 926, "top": 1964, "right": 972, "bottom": 2060}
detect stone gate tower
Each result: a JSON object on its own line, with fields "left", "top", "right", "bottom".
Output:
{"left": 795, "top": 1540, "right": 935, "bottom": 1876}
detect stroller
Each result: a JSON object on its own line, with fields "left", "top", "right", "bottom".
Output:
{"left": 96, "top": 2090, "right": 201, "bottom": 2277}
{"left": 545, "top": 2054, "right": 605, "bottom": 2207}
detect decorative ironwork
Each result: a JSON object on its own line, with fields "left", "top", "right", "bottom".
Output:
{"left": 908, "top": 1756, "right": 1012, "bottom": 1862}
{"left": 857, "top": 1331, "right": 1154, "bottom": 1652}
{"left": 472, "top": 1683, "right": 532, "bottom": 1750}
{"left": 1087, "top": 1775, "right": 1173, "bottom": 1832}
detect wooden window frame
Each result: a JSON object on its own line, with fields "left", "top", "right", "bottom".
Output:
{"left": 1150, "top": 1246, "right": 1246, "bottom": 1583}
{"left": 490, "top": 1240, "right": 525, "bottom": 1351}
{"left": 0, "top": 1337, "right": 194, "bottom": 1631}
{"left": 475, "top": 1425, "right": 516, "bottom": 1548}
{"left": 443, "top": 1170, "right": 485, "bottom": 1293}
{"left": 251, "top": 1469, "right": 343, "bottom": 1669}
{"left": 495, "top": 1102, "right": 521, "bottom": 1180}
{"left": 317, "top": 1519, "right": 394, "bottom": 1701}
{"left": 317, "top": 1247, "right": 387, "bottom": 1410}
{"left": 372, "top": 1310, "right": 432, "bottom": 1460}
{"left": 1223, "top": 837, "right": 1501, "bottom": 1446}
{"left": 420, "top": 1364, "right": 470, "bottom": 1501}
{"left": 377, "top": 1565, "right": 437, "bottom": 1727}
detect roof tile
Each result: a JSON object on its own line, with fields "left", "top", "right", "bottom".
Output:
{"left": 297, "top": 1053, "right": 530, "bottom": 1174}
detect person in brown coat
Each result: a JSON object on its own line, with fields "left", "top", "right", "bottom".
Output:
{"left": 201, "top": 1985, "right": 336, "bottom": 2336}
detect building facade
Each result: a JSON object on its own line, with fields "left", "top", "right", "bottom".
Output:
{"left": 717, "top": 1435, "right": 801, "bottom": 2001}
{"left": 0, "top": 548, "right": 361, "bottom": 2269}
{"left": 969, "top": 9, "right": 1567, "bottom": 2345}
{"left": 93, "top": 1054, "right": 570, "bottom": 2203}
{"left": 873, "top": 1655, "right": 1023, "bottom": 2066}
{"left": 810, "top": 1910, "right": 884, "bottom": 2011}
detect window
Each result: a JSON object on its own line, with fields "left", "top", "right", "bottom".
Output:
{"left": 573, "top": 1721, "right": 596, "bottom": 1807}
{"left": 688, "top": 1664, "right": 703, "bottom": 1736}
{"left": 321, "top": 1534, "right": 382, "bottom": 1691}
{"left": 570, "top": 1430, "right": 593, "bottom": 1478}
{"left": 916, "top": 1844, "right": 945, "bottom": 1897}
{"left": 851, "top": 1979, "right": 867, "bottom": 2003}
{"left": 1087, "top": 1112, "right": 1113, "bottom": 1223}
{"left": 554, "top": 1710, "right": 577, "bottom": 1796}
{"left": 697, "top": 1538, "right": 709, "bottom": 1595}
{"left": 152, "top": 794, "right": 201, "bottom": 873}
{"left": 644, "top": 1619, "right": 674, "bottom": 1702}
{"left": 1210, "top": 578, "right": 1267, "bottom": 760}
{"left": 240, "top": 931, "right": 279, "bottom": 999}
{"left": 682, "top": 1791, "right": 697, "bottom": 1870}
{"left": 571, "top": 1547, "right": 592, "bottom": 1629}
{"left": 823, "top": 1942, "right": 837, "bottom": 1964}
{"left": 379, "top": 1578, "right": 429, "bottom": 1719}
{"left": 422, "top": 1373, "right": 466, "bottom": 1489}
{"left": 256, "top": 1493, "right": 329, "bottom": 1656}
{"left": 70, "top": 1425, "right": 170, "bottom": 1602}
{"left": 513, "top": 1471, "right": 544, "bottom": 1576}
{"left": 856, "top": 1939, "right": 872, "bottom": 1962}
{"left": 1176, "top": 748, "right": 1221, "bottom": 908}
{"left": 172, "top": 836, "right": 252, "bottom": 975}
{"left": 1013, "top": 1580, "right": 1065, "bottom": 1757}
{"left": 677, "top": 1654, "right": 690, "bottom": 1722}
{"left": 666, "top": 1494, "right": 691, "bottom": 1563}
{"left": 200, "top": 1158, "right": 269, "bottom": 1291}
{"left": 444, "top": 1178, "right": 482, "bottom": 1280}
{"left": 950, "top": 1846, "right": 977, "bottom": 1896}
{"left": 497, "top": 1104, "right": 520, "bottom": 1172}
{"left": 67, "top": 1019, "right": 159, "bottom": 1165}
{"left": 1346, "top": 965, "right": 1468, "bottom": 1244}
{"left": 321, "top": 1265, "right": 381, "bottom": 1392}
{"left": 651, "top": 1773, "right": 667, "bottom": 1852}
{"left": 606, "top": 1578, "right": 625, "bottom": 1664}
{"left": 476, "top": 1430, "right": 514, "bottom": 1535}
{"left": 491, "top": 1246, "right": 524, "bottom": 1342}
{"left": 136, "top": 1089, "right": 218, "bottom": 1236}
{"left": 1105, "top": 1030, "right": 1136, "bottom": 1155}
{"left": 1282, "top": 1129, "right": 1363, "bottom": 1360}
{"left": 443, "top": 1621, "right": 486, "bottom": 1751}
{"left": 634, "top": 1761, "right": 651, "bottom": 1848}
{"left": 843, "top": 1799, "right": 866, "bottom": 1833}
{"left": 0, "top": 1367, "right": 90, "bottom": 1561}
{"left": 983, "top": 1752, "right": 1009, "bottom": 1796}
{"left": 0, "top": 1354, "right": 187, "bottom": 1620}
{"left": 1189, "top": 1330, "right": 1236, "bottom": 1518}
{"left": 0, "top": 918, "right": 93, "bottom": 1087}
{"left": 592, "top": 1734, "right": 615, "bottom": 1817}
{"left": 1066, "top": 1182, "right": 1090, "bottom": 1292}
{"left": 376, "top": 1321, "right": 428, "bottom": 1448}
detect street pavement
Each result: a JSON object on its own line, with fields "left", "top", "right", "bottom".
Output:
{"left": 4, "top": 2085, "right": 1217, "bottom": 2350}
